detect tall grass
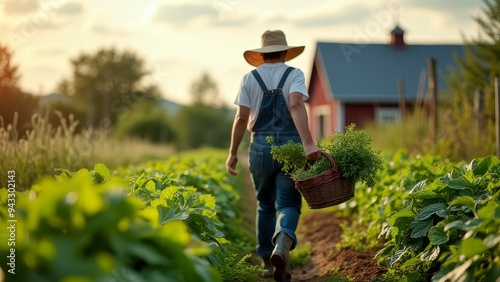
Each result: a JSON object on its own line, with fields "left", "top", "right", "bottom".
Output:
{"left": 0, "top": 113, "right": 173, "bottom": 190}
{"left": 365, "top": 106, "right": 494, "bottom": 162}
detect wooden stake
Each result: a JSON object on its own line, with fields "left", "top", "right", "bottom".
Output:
{"left": 398, "top": 78, "right": 406, "bottom": 119}
{"left": 427, "top": 58, "right": 437, "bottom": 142}
{"left": 495, "top": 78, "right": 500, "bottom": 158}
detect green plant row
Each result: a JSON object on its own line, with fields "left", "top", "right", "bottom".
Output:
{"left": 334, "top": 151, "right": 499, "bottom": 281}
{"left": 376, "top": 156, "right": 500, "bottom": 281}
{"left": 0, "top": 150, "right": 261, "bottom": 282}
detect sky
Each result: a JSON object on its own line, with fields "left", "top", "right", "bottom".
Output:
{"left": 0, "top": 0, "right": 484, "bottom": 106}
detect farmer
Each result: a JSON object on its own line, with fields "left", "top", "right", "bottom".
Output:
{"left": 226, "top": 30, "right": 321, "bottom": 281}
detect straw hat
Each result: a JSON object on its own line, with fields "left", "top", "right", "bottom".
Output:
{"left": 243, "top": 30, "right": 305, "bottom": 67}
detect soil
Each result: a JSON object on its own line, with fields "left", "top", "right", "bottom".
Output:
{"left": 239, "top": 163, "right": 387, "bottom": 282}
{"left": 285, "top": 211, "right": 387, "bottom": 282}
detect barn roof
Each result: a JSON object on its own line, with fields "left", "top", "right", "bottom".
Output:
{"left": 313, "top": 42, "right": 465, "bottom": 103}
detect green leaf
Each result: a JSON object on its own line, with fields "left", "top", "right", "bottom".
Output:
{"left": 409, "top": 189, "right": 441, "bottom": 200}
{"left": 478, "top": 204, "right": 500, "bottom": 218}
{"left": 445, "top": 218, "right": 484, "bottom": 232}
{"left": 374, "top": 244, "right": 393, "bottom": 259}
{"left": 436, "top": 209, "right": 448, "bottom": 218}
{"left": 471, "top": 156, "right": 493, "bottom": 175}
{"left": 449, "top": 196, "right": 476, "bottom": 211}
{"left": 92, "top": 163, "right": 110, "bottom": 184}
{"left": 400, "top": 256, "right": 421, "bottom": 269}
{"left": 447, "top": 177, "right": 473, "bottom": 190}
{"left": 436, "top": 258, "right": 474, "bottom": 282}
{"left": 410, "top": 219, "right": 433, "bottom": 238}
{"left": 428, "top": 226, "right": 449, "bottom": 245}
{"left": 483, "top": 234, "right": 500, "bottom": 248}
{"left": 460, "top": 238, "right": 487, "bottom": 258}
{"left": 420, "top": 245, "right": 440, "bottom": 261}
{"left": 415, "top": 203, "right": 447, "bottom": 221}
{"left": 388, "top": 209, "right": 415, "bottom": 227}
{"left": 409, "top": 180, "right": 428, "bottom": 194}
{"left": 146, "top": 180, "right": 156, "bottom": 193}
{"left": 390, "top": 248, "right": 407, "bottom": 267}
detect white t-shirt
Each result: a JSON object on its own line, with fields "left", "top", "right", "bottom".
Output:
{"left": 234, "top": 62, "right": 309, "bottom": 131}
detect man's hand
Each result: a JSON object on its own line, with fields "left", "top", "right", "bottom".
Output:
{"left": 304, "top": 144, "right": 322, "bottom": 161}
{"left": 226, "top": 154, "right": 238, "bottom": 176}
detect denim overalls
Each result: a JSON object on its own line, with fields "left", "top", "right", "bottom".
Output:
{"left": 249, "top": 66, "right": 302, "bottom": 258}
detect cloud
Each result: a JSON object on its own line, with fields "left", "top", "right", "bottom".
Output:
{"left": 290, "top": 4, "right": 373, "bottom": 28}
{"left": 89, "top": 24, "right": 132, "bottom": 36}
{"left": 151, "top": 3, "right": 218, "bottom": 26}
{"left": 403, "top": 0, "right": 482, "bottom": 23}
{"left": 3, "top": 0, "right": 38, "bottom": 15}
{"left": 150, "top": 2, "right": 251, "bottom": 28}
{"left": 58, "top": 2, "right": 83, "bottom": 15}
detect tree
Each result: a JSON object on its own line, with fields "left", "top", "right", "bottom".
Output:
{"left": 0, "top": 44, "right": 38, "bottom": 131}
{"left": 113, "top": 101, "right": 175, "bottom": 143}
{"left": 0, "top": 45, "right": 19, "bottom": 88}
{"left": 172, "top": 104, "right": 232, "bottom": 149}
{"left": 443, "top": 0, "right": 499, "bottom": 159}
{"left": 173, "top": 73, "right": 233, "bottom": 149}
{"left": 190, "top": 72, "right": 220, "bottom": 106}
{"left": 68, "top": 47, "right": 159, "bottom": 128}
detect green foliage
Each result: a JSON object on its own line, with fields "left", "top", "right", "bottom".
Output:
{"left": 0, "top": 44, "right": 39, "bottom": 130}
{"left": 172, "top": 104, "right": 233, "bottom": 150}
{"left": 267, "top": 137, "right": 306, "bottom": 173}
{"left": 0, "top": 114, "right": 173, "bottom": 190}
{"left": 337, "top": 150, "right": 456, "bottom": 240}
{"left": 0, "top": 149, "right": 261, "bottom": 281}
{"left": 375, "top": 156, "right": 500, "bottom": 281}
{"left": 0, "top": 164, "right": 220, "bottom": 282}
{"left": 439, "top": 0, "right": 500, "bottom": 160}
{"left": 290, "top": 243, "right": 312, "bottom": 267}
{"left": 190, "top": 72, "right": 221, "bottom": 107}
{"left": 325, "top": 268, "right": 355, "bottom": 282}
{"left": 66, "top": 47, "right": 159, "bottom": 127}
{"left": 320, "top": 124, "right": 383, "bottom": 187}
{"left": 267, "top": 124, "right": 383, "bottom": 186}
{"left": 113, "top": 102, "right": 175, "bottom": 143}
{"left": 217, "top": 254, "right": 264, "bottom": 282}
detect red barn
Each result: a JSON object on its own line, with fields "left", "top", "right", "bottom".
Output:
{"left": 306, "top": 25, "right": 465, "bottom": 139}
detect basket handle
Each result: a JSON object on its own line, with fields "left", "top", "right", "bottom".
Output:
{"left": 304, "top": 151, "right": 339, "bottom": 172}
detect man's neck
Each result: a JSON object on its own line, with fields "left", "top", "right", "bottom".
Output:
{"left": 264, "top": 59, "right": 285, "bottom": 64}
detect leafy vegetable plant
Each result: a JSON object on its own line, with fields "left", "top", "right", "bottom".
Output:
{"left": 267, "top": 124, "right": 383, "bottom": 186}
{"left": 376, "top": 156, "right": 500, "bottom": 281}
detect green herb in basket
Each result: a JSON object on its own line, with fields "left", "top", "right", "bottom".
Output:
{"left": 267, "top": 124, "right": 383, "bottom": 187}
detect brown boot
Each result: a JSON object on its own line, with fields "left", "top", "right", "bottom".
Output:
{"left": 271, "top": 232, "right": 294, "bottom": 281}
{"left": 260, "top": 257, "right": 273, "bottom": 278}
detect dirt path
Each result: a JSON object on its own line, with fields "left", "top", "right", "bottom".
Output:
{"left": 238, "top": 157, "right": 387, "bottom": 281}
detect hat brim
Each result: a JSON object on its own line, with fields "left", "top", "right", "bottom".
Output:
{"left": 243, "top": 45, "right": 305, "bottom": 67}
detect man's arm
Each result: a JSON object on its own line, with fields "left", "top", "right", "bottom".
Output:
{"left": 226, "top": 105, "right": 250, "bottom": 175}
{"left": 289, "top": 92, "right": 321, "bottom": 160}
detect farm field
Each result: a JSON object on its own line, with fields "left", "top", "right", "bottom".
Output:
{"left": 1, "top": 148, "right": 499, "bottom": 282}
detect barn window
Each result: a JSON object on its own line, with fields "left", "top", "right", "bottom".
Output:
{"left": 376, "top": 108, "right": 401, "bottom": 125}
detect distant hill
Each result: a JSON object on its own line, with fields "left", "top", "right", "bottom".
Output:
{"left": 39, "top": 93, "right": 183, "bottom": 115}
{"left": 37, "top": 93, "right": 72, "bottom": 108}
{"left": 157, "top": 98, "right": 182, "bottom": 116}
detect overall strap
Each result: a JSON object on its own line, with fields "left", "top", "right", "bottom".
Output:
{"left": 251, "top": 70, "right": 268, "bottom": 91}
{"left": 277, "top": 67, "right": 294, "bottom": 89}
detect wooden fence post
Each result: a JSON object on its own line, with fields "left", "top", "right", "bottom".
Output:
{"left": 427, "top": 58, "right": 437, "bottom": 142}
{"left": 398, "top": 78, "right": 406, "bottom": 119}
{"left": 474, "top": 90, "right": 485, "bottom": 132}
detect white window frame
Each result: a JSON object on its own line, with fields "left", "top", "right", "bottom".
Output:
{"left": 375, "top": 107, "right": 401, "bottom": 125}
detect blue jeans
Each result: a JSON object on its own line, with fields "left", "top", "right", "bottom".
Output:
{"left": 249, "top": 132, "right": 302, "bottom": 258}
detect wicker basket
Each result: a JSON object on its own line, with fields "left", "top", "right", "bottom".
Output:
{"left": 294, "top": 152, "right": 355, "bottom": 209}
